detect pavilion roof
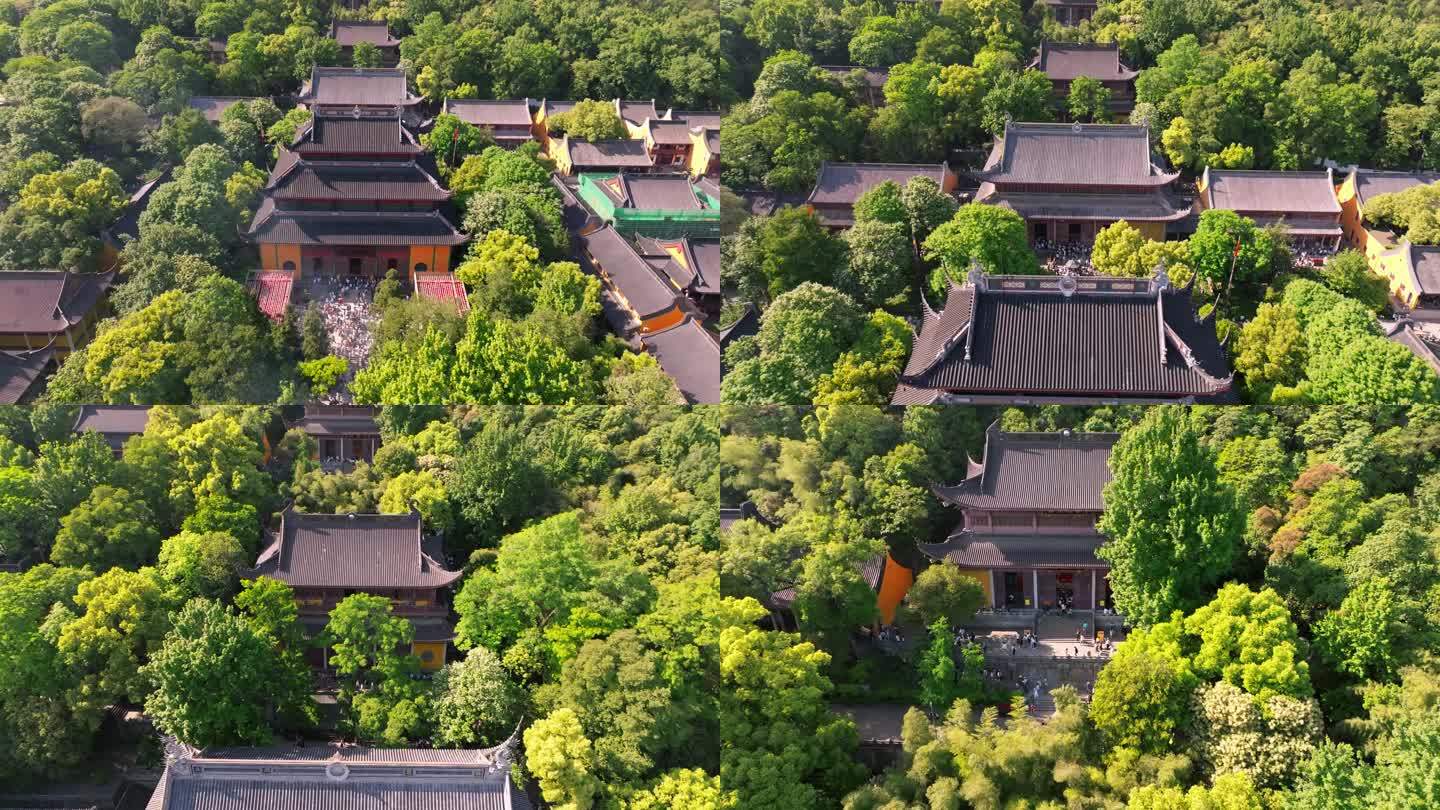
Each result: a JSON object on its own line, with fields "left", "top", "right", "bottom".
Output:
{"left": 975, "top": 122, "right": 1176, "bottom": 187}
{"left": 290, "top": 112, "right": 423, "bottom": 157}
{"left": 1030, "top": 42, "right": 1138, "bottom": 82}
{"left": 893, "top": 268, "right": 1234, "bottom": 403}
{"left": 934, "top": 421, "right": 1116, "bottom": 512}
{"left": 329, "top": 20, "right": 401, "bottom": 48}
{"left": 297, "top": 67, "right": 421, "bottom": 107}
{"left": 248, "top": 510, "right": 461, "bottom": 590}
{"left": 266, "top": 153, "right": 450, "bottom": 202}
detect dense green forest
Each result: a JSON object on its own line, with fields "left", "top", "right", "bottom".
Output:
{"left": 722, "top": 404, "right": 1440, "bottom": 808}
{"left": 0, "top": 404, "right": 725, "bottom": 807}
{"left": 718, "top": 0, "right": 1440, "bottom": 405}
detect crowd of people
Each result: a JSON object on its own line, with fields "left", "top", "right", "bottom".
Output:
{"left": 1035, "top": 240, "right": 1096, "bottom": 274}
{"left": 307, "top": 275, "right": 378, "bottom": 404}
{"left": 1290, "top": 241, "right": 1339, "bottom": 267}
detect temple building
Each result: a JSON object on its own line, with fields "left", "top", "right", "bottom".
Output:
{"left": 920, "top": 423, "right": 1117, "bottom": 614}
{"left": 1336, "top": 168, "right": 1440, "bottom": 254}
{"left": 616, "top": 98, "right": 665, "bottom": 136}
{"left": 552, "top": 135, "right": 655, "bottom": 176}
{"left": 1042, "top": 0, "right": 1099, "bottom": 25}
{"left": 246, "top": 510, "right": 461, "bottom": 672}
{"left": 635, "top": 234, "right": 721, "bottom": 316}
{"left": 689, "top": 123, "right": 720, "bottom": 178}
{"left": 246, "top": 110, "right": 466, "bottom": 318}
{"left": 819, "top": 66, "right": 890, "bottom": 106}
{"left": 974, "top": 122, "right": 1189, "bottom": 244}
{"left": 1029, "top": 42, "right": 1137, "bottom": 119}
{"left": 295, "top": 67, "right": 424, "bottom": 124}
{"left": 0, "top": 271, "right": 113, "bottom": 358}
{"left": 73, "top": 405, "right": 151, "bottom": 455}
{"left": 891, "top": 268, "right": 1234, "bottom": 405}
{"left": 0, "top": 346, "right": 54, "bottom": 405}
{"left": 185, "top": 95, "right": 258, "bottom": 123}
{"left": 577, "top": 225, "right": 687, "bottom": 334}
{"left": 1371, "top": 241, "right": 1440, "bottom": 312}
{"left": 329, "top": 20, "right": 402, "bottom": 66}
{"left": 442, "top": 98, "right": 535, "bottom": 147}
{"left": 146, "top": 738, "right": 528, "bottom": 810}
{"left": 640, "top": 316, "right": 721, "bottom": 404}
{"left": 806, "top": 162, "right": 957, "bottom": 228}
{"left": 636, "top": 118, "right": 703, "bottom": 170}
{"left": 1196, "top": 168, "right": 1343, "bottom": 252}
{"left": 576, "top": 172, "right": 720, "bottom": 238}
{"left": 294, "top": 405, "right": 382, "bottom": 470}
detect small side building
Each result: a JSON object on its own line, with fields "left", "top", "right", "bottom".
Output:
{"left": 553, "top": 135, "right": 655, "bottom": 176}
{"left": 577, "top": 225, "right": 686, "bottom": 334}
{"left": 73, "top": 405, "right": 151, "bottom": 455}
{"left": 443, "top": 98, "right": 535, "bottom": 147}
{"left": 1335, "top": 168, "right": 1440, "bottom": 254}
{"left": 1196, "top": 167, "right": 1343, "bottom": 252}
{"left": 806, "top": 162, "right": 958, "bottom": 229}
{"left": 576, "top": 172, "right": 720, "bottom": 238}
{"left": 640, "top": 315, "right": 721, "bottom": 404}
{"left": 329, "top": 20, "right": 402, "bottom": 66}
{"left": 1043, "top": 0, "right": 1099, "bottom": 25}
{"left": 635, "top": 234, "right": 721, "bottom": 315}
{"left": 247, "top": 509, "right": 461, "bottom": 672}
{"left": 1371, "top": 240, "right": 1440, "bottom": 312}
{"left": 294, "top": 405, "right": 382, "bottom": 469}
{"left": 892, "top": 267, "right": 1234, "bottom": 405}
{"left": 0, "top": 270, "right": 114, "bottom": 358}
{"left": 1029, "top": 42, "right": 1137, "bottom": 119}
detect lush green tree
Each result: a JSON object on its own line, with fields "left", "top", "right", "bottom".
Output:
{"left": 0, "top": 159, "right": 125, "bottom": 272}
{"left": 1184, "top": 584, "right": 1312, "bottom": 701}
{"left": 525, "top": 707, "right": 603, "bottom": 810}
{"left": 1097, "top": 408, "right": 1242, "bottom": 626}
{"left": 1234, "top": 303, "right": 1307, "bottom": 401}
{"left": 0, "top": 467, "right": 57, "bottom": 560}
{"left": 1319, "top": 250, "right": 1390, "bottom": 312}
{"left": 233, "top": 576, "right": 315, "bottom": 725}
{"left": 138, "top": 144, "right": 254, "bottom": 248}
{"left": 323, "top": 593, "right": 417, "bottom": 689}
{"left": 422, "top": 114, "right": 493, "bottom": 171}
{"left": 51, "top": 485, "right": 159, "bottom": 571}
{"left": 1091, "top": 621, "right": 1198, "bottom": 753}
{"left": 627, "top": 769, "right": 724, "bottom": 810}
{"left": 923, "top": 204, "right": 1039, "bottom": 295}
{"left": 432, "top": 645, "right": 524, "bottom": 747}
{"left": 141, "top": 598, "right": 285, "bottom": 748}
{"left": 917, "top": 617, "right": 958, "bottom": 712}
{"left": 1068, "top": 75, "right": 1113, "bottom": 122}
{"left": 56, "top": 567, "right": 173, "bottom": 703}
{"left": 723, "top": 283, "right": 865, "bottom": 405}
{"left": 851, "top": 180, "right": 907, "bottom": 229}
{"left": 1314, "top": 578, "right": 1404, "bottom": 682}
{"left": 1091, "top": 221, "right": 1190, "bottom": 279}
{"left": 34, "top": 432, "right": 116, "bottom": 519}
{"left": 906, "top": 564, "right": 986, "bottom": 628}
{"left": 545, "top": 99, "right": 627, "bottom": 141}
{"left": 1188, "top": 209, "right": 1279, "bottom": 292}
{"left": 720, "top": 606, "right": 864, "bottom": 809}
{"left": 157, "top": 530, "right": 247, "bottom": 600}
{"left": 838, "top": 221, "right": 910, "bottom": 307}
{"left": 755, "top": 207, "right": 848, "bottom": 298}
{"left": 902, "top": 176, "right": 959, "bottom": 246}
{"left": 110, "top": 223, "right": 224, "bottom": 315}
{"left": 1307, "top": 336, "right": 1440, "bottom": 404}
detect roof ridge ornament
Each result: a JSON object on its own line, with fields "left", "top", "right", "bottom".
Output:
{"left": 1058, "top": 272, "right": 1077, "bottom": 298}
{"left": 1072, "top": 121, "right": 1083, "bottom": 133}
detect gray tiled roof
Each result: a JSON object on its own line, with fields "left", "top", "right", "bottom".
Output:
{"left": 186, "top": 96, "right": 257, "bottom": 123}
{"left": 0, "top": 346, "right": 52, "bottom": 405}
{"left": 618, "top": 99, "right": 660, "bottom": 125}
{"left": 1203, "top": 169, "right": 1341, "bottom": 216}
{"left": 297, "top": 405, "right": 380, "bottom": 436}
{"left": 0, "top": 271, "right": 112, "bottom": 334}
{"left": 73, "top": 404, "right": 151, "bottom": 436}
{"left": 646, "top": 120, "right": 694, "bottom": 145}
{"left": 807, "top": 162, "right": 949, "bottom": 206}
{"left": 267, "top": 158, "right": 450, "bottom": 202}
{"left": 299, "top": 67, "right": 420, "bottom": 107}
{"left": 249, "top": 511, "right": 461, "bottom": 589}
{"left": 935, "top": 425, "right": 1116, "bottom": 512}
{"left": 444, "top": 99, "right": 534, "bottom": 128}
{"left": 248, "top": 206, "right": 467, "bottom": 246}
{"left": 330, "top": 20, "right": 401, "bottom": 48}
{"left": 978, "top": 123, "right": 1175, "bottom": 187}
{"left": 610, "top": 173, "right": 705, "bottom": 210}
{"left": 671, "top": 110, "right": 722, "bottom": 129}
{"left": 635, "top": 236, "right": 720, "bottom": 295}
{"left": 1412, "top": 245, "right": 1440, "bottom": 295}
{"left": 982, "top": 188, "right": 1190, "bottom": 221}
{"left": 1352, "top": 169, "right": 1440, "bottom": 207}
{"left": 292, "top": 114, "right": 424, "bottom": 156}
{"left": 579, "top": 226, "right": 678, "bottom": 319}
{"left": 1031, "top": 42, "right": 1137, "bottom": 82}
{"left": 896, "top": 272, "right": 1234, "bottom": 402}
{"left": 921, "top": 533, "right": 1108, "bottom": 569}
{"left": 147, "top": 741, "right": 528, "bottom": 810}
{"left": 566, "top": 138, "right": 653, "bottom": 169}
{"left": 641, "top": 316, "right": 720, "bottom": 404}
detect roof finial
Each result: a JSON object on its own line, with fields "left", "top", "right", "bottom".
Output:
{"left": 967, "top": 261, "right": 984, "bottom": 286}
{"left": 1153, "top": 259, "right": 1170, "bottom": 291}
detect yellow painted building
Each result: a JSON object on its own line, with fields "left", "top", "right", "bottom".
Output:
{"left": 0, "top": 271, "right": 114, "bottom": 359}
